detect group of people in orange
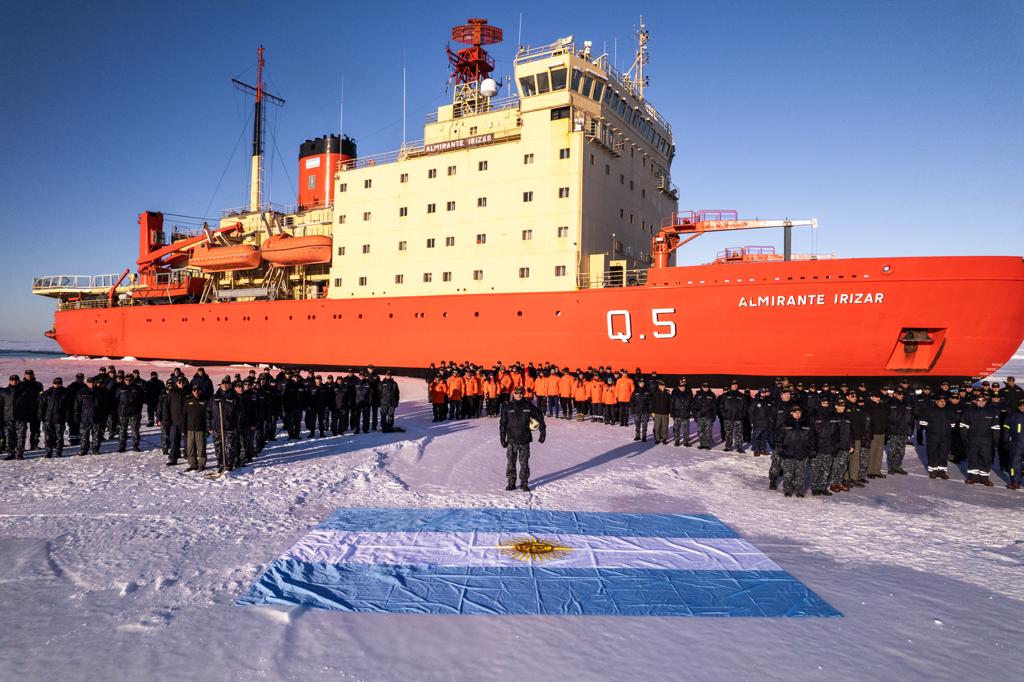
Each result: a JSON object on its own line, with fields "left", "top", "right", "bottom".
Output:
{"left": 425, "top": 360, "right": 642, "bottom": 426}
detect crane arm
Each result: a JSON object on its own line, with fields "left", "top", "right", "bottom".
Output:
{"left": 651, "top": 211, "right": 817, "bottom": 268}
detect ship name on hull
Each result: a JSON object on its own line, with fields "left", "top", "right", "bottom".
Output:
{"left": 738, "top": 292, "right": 885, "bottom": 308}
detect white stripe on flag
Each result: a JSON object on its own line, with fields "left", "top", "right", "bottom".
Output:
{"left": 283, "top": 530, "right": 781, "bottom": 571}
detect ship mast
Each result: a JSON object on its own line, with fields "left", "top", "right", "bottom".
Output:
{"left": 232, "top": 47, "right": 285, "bottom": 213}
{"left": 624, "top": 17, "right": 650, "bottom": 100}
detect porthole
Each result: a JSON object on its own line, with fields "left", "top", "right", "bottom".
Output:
{"left": 555, "top": 310, "right": 561, "bottom": 317}
{"left": 517, "top": 311, "right": 523, "bottom": 317}
{"left": 388, "top": 313, "right": 394, "bottom": 318}
{"left": 443, "top": 312, "right": 448, "bottom": 318}
{"left": 474, "top": 312, "right": 480, "bottom": 317}
{"left": 358, "top": 314, "right": 363, "bottom": 319}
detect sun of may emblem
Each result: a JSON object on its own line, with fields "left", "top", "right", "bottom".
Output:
{"left": 499, "top": 537, "right": 573, "bottom": 562}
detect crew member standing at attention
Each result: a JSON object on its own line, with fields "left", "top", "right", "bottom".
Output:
{"left": 446, "top": 371, "right": 464, "bottom": 421}
{"left": 144, "top": 371, "right": 163, "bottom": 427}
{"left": 718, "top": 381, "right": 746, "bottom": 453}
{"left": 778, "top": 404, "right": 814, "bottom": 498}
{"left": 352, "top": 372, "right": 372, "bottom": 433}
{"left": 631, "top": 378, "right": 652, "bottom": 442}
{"left": 809, "top": 397, "right": 838, "bottom": 496}
{"left": 379, "top": 371, "right": 400, "bottom": 432}
{"left": 865, "top": 393, "right": 890, "bottom": 479}
{"left": 768, "top": 388, "right": 796, "bottom": 489}
{"left": 499, "top": 385, "right": 546, "bottom": 492}
{"left": 429, "top": 375, "right": 448, "bottom": 422}
{"left": 670, "top": 378, "right": 693, "bottom": 447}
{"left": 962, "top": 395, "right": 998, "bottom": 486}
{"left": 115, "top": 373, "right": 145, "bottom": 453}
{"left": 162, "top": 377, "right": 188, "bottom": 465}
{"left": 651, "top": 381, "right": 672, "bottom": 445}
{"left": 1004, "top": 399, "right": 1024, "bottom": 490}
{"left": 615, "top": 369, "right": 635, "bottom": 427}
{"left": 919, "top": 394, "right": 954, "bottom": 479}
{"left": 207, "top": 378, "right": 240, "bottom": 473}
{"left": 182, "top": 385, "right": 208, "bottom": 472}
{"left": 886, "top": 389, "right": 914, "bottom": 475}
{"left": 64, "top": 373, "right": 86, "bottom": 446}
{"left": 830, "top": 400, "right": 854, "bottom": 493}
{"left": 534, "top": 368, "right": 549, "bottom": 416}
{"left": 602, "top": 377, "right": 617, "bottom": 424}
{"left": 366, "top": 365, "right": 382, "bottom": 431}
{"left": 692, "top": 383, "right": 717, "bottom": 450}
{"left": 747, "top": 388, "right": 774, "bottom": 457}
{"left": 75, "top": 376, "right": 101, "bottom": 455}
{"left": 38, "top": 377, "right": 67, "bottom": 459}
{"left": 22, "top": 369, "right": 43, "bottom": 452}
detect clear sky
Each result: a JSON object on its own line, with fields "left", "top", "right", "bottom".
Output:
{"left": 1, "top": 0, "right": 1021, "bottom": 342}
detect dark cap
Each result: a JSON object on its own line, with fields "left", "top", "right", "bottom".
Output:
{"left": 789, "top": 404, "right": 802, "bottom": 413}
{"left": 220, "top": 377, "right": 232, "bottom": 386}
{"left": 52, "top": 377, "right": 63, "bottom": 385}
{"left": 76, "top": 372, "right": 84, "bottom": 379}
{"left": 8, "top": 374, "right": 18, "bottom": 381}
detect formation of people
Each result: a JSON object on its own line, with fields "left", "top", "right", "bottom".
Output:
{"left": 424, "top": 361, "right": 1024, "bottom": 495}
{"left": 4, "top": 359, "right": 1022, "bottom": 494}
{"left": 0, "top": 365, "right": 401, "bottom": 475}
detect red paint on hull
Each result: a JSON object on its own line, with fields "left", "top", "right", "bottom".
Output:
{"left": 50, "top": 256, "right": 1024, "bottom": 379}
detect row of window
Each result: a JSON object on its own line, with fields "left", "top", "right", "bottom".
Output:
{"left": 334, "top": 265, "right": 568, "bottom": 288}
{"left": 337, "top": 188, "right": 570, "bottom": 223}
{"left": 338, "top": 150, "right": 571, "bottom": 194}
{"left": 336, "top": 226, "right": 572, "bottom": 256}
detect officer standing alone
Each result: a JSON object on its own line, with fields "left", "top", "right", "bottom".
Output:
{"left": 499, "top": 386, "right": 546, "bottom": 491}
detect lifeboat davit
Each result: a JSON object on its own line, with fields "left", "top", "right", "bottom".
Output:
{"left": 261, "top": 234, "right": 333, "bottom": 266}
{"left": 189, "top": 243, "right": 262, "bottom": 272}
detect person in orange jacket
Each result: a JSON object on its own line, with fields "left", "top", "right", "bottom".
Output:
{"left": 614, "top": 370, "right": 635, "bottom": 427}
{"left": 463, "top": 371, "right": 480, "bottom": 419}
{"left": 589, "top": 375, "right": 606, "bottom": 422}
{"left": 482, "top": 373, "right": 499, "bottom": 417}
{"left": 556, "top": 369, "right": 574, "bottom": 420}
{"left": 570, "top": 373, "right": 588, "bottom": 421}
{"left": 523, "top": 371, "right": 536, "bottom": 401}
{"left": 602, "top": 378, "right": 618, "bottom": 424}
{"left": 542, "top": 370, "right": 560, "bottom": 418}
{"left": 533, "top": 369, "right": 549, "bottom": 414}
{"left": 446, "top": 372, "right": 465, "bottom": 421}
{"left": 429, "top": 378, "right": 448, "bottom": 422}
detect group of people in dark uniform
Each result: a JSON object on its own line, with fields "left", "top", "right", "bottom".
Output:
{"left": 0, "top": 364, "right": 401, "bottom": 476}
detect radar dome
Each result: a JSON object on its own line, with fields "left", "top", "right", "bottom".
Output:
{"left": 480, "top": 78, "right": 499, "bottom": 97}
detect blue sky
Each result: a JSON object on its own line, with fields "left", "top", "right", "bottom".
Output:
{"left": 1, "top": 0, "right": 1021, "bottom": 341}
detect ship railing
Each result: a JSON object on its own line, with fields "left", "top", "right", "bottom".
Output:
{"left": 423, "top": 94, "right": 520, "bottom": 124}
{"left": 577, "top": 268, "right": 649, "bottom": 290}
{"left": 220, "top": 202, "right": 290, "bottom": 218}
{"left": 341, "top": 129, "right": 522, "bottom": 172}
{"left": 32, "top": 274, "right": 124, "bottom": 292}
{"left": 57, "top": 297, "right": 121, "bottom": 311}
{"left": 515, "top": 40, "right": 576, "bottom": 65}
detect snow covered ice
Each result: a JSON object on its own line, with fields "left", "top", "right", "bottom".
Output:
{"left": 1, "top": 355, "right": 1023, "bottom": 680}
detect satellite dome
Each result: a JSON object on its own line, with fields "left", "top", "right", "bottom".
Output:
{"left": 480, "top": 78, "right": 499, "bottom": 97}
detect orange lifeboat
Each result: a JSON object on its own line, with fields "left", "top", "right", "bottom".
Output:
{"left": 189, "top": 243, "right": 262, "bottom": 272}
{"left": 261, "top": 234, "right": 333, "bottom": 266}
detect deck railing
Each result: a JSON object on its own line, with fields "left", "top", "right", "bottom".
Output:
{"left": 577, "top": 268, "right": 649, "bottom": 290}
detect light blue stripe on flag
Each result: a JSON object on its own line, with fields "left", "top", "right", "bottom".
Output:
{"left": 238, "top": 508, "right": 840, "bottom": 618}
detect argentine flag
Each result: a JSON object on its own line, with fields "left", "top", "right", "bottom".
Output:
{"left": 238, "top": 507, "right": 838, "bottom": 617}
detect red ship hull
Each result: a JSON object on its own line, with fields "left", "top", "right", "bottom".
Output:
{"left": 49, "top": 256, "right": 1024, "bottom": 381}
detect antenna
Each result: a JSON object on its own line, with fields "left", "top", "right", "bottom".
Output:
{"left": 402, "top": 66, "right": 407, "bottom": 147}
{"left": 446, "top": 18, "right": 503, "bottom": 115}
{"left": 623, "top": 17, "right": 650, "bottom": 100}
{"left": 517, "top": 13, "right": 523, "bottom": 50}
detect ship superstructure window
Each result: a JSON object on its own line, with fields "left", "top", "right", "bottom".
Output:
{"left": 338, "top": 215, "right": 347, "bottom": 224}
{"left": 362, "top": 244, "right": 370, "bottom": 254}
{"left": 399, "top": 206, "right": 408, "bottom": 217}
{"left": 523, "top": 191, "right": 533, "bottom": 202}
{"left": 427, "top": 203, "right": 436, "bottom": 213}
{"left": 442, "top": 271, "right": 452, "bottom": 282}
{"left": 523, "top": 153, "right": 534, "bottom": 165}
{"left": 423, "top": 273, "right": 433, "bottom": 283}
{"left": 339, "top": 183, "right": 347, "bottom": 192}
{"left": 334, "top": 278, "right": 342, "bottom": 287}
{"left": 307, "top": 175, "right": 316, "bottom": 190}
{"left": 570, "top": 69, "right": 582, "bottom": 92}
{"left": 446, "top": 201, "right": 456, "bottom": 211}
{"left": 428, "top": 168, "right": 437, "bottom": 179}
{"left": 358, "top": 277, "right": 367, "bottom": 286}
{"left": 535, "top": 71, "right": 550, "bottom": 94}
{"left": 519, "top": 267, "right": 530, "bottom": 279}
{"left": 519, "top": 74, "right": 536, "bottom": 97}
{"left": 557, "top": 226, "right": 569, "bottom": 238}
{"left": 550, "top": 67, "right": 567, "bottom": 90}
{"left": 478, "top": 160, "right": 488, "bottom": 171}
{"left": 550, "top": 106, "right": 570, "bottom": 120}
{"left": 337, "top": 246, "right": 346, "bottom": 256}
{"left": 363, "top": 211, "right": 372, "bottom": 221}
{"left": 476, "top": 233, "right": 487, "bottom": 244}
{"left": 398, "top": 241, "right": 407, "bottom": 251}
{"left": 445, "top": 236, "right": 455, "bottom": 247}
{"left": 426, "top": 238, "right": 436, "bottom": 248}
{"left": 400, "top": 173, "right": 408, "bottom": 183}
{"left": 364, "top": 179, "right": 372, "bottom": 189}
{"left": 447, "top": 165, "right": 456, "bottom": 176}
{"left": 605, "top": 164, "right": 610, "bottom": 175}
{"left": 477, "top": 197, "right": 487, "bottom": 207}
{"left": 558, "top": 187, "right": 570, "bottom": 198}
{"left": 555, "top": 265, "right": 567, "bottom": 277}
{"left": 591, "top": 81, "right": 604, "bottom": 102}
{"left": 522, "top": 229, "right": 533, "bottom": 241}
{"left": 395, "top": 274, "right": 404, "bottom": 284}
{"left": 469, "top": 126, "right": 477, "bottom": 135}
{"left": 473, "top": 270, "right": 483, "bottom": 281}
{"left": 559, "top": 148, "right": 570, "bottom": 159}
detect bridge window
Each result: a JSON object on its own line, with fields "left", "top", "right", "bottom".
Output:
{"left": 519, "top": 75, "right": 536, "bottom": 97}
{"left": 536, "top": 71, "right": 550, "bottom": 94}
{"left": 550, "top": 67, "right": 567, "bottom": 90}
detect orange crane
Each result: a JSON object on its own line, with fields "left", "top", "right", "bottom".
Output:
{"left": 651, "top": 210, "right": 817, "bottom": 268}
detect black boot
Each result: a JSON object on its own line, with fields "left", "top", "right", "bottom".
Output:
{"left": 505, "top": 481, "right": 516, "bottom": 491}
{"left": 520, "top": 482, "right": 531, "bottom": 492}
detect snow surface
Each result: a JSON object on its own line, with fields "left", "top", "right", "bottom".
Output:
{"left": 1, "top": 356, "right": 1023, "bottom": 680}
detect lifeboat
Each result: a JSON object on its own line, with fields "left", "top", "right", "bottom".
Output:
{"left": 261, "top": 234, "right": 333, "bottom": 266}
{"left": 189, "top": 243, "right": 262, "bottom": 272}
